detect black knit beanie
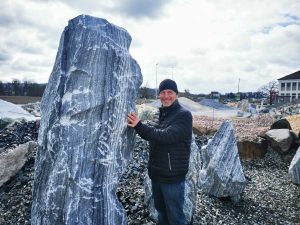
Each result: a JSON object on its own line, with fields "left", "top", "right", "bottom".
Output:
{"left": 158, "top": 79, "right": 178, "bottom": 94}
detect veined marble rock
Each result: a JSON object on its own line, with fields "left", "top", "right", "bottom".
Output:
{"left": 31, "top": 15, "right": 142, "bottom": 225}
{"left": 199, "top": 120, "right": 246, "bottom": 201}
{"left": 289, "top": 146, "right": 300, "bottom": 184}
{"left": 144, "top": 136, "right": 200, "bottom": 224}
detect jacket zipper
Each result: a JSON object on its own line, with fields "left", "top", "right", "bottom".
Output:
{"left": 168, "top": 153, "right": 172, "bottom": 171}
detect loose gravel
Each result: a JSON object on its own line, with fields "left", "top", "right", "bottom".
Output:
{"left": 0, "top": 122, "right": 299, "bottom": 225}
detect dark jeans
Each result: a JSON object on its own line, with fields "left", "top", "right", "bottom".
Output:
{"left": 151, "top": 180, "right": 185, "bottom": 225}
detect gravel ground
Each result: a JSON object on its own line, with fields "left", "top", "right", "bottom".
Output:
{"left": 0, "top": 122, "right": 300, "bottom": 225}
{"left": 194, "top": 147, "right": 300, "bottom": 225}
{"left": 118, "top": 136, "right": 300, "bottom": 225}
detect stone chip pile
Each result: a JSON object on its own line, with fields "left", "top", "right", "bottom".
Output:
{"left": 193, "top": 114, "right": 275, "bottom": 140}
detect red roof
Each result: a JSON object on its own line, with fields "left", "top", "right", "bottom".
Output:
{"left": 278, "top": 70, "right": 300, "bottom": 80}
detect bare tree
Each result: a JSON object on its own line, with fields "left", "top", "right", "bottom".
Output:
{"left": 0, "top": 81, "right": 4, "bottom": 95}
{"left": 11, "top": 79, "right": 22, "bottom": 95}
{"left": 258, "top": 80, "right": 278, "bottom": 105}
{"left": 179, "top": 89, "right": 191, "bottom": 98}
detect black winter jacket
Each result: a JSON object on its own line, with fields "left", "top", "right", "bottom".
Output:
{"left": 135, "top": 99, "right": 192, "bottom": 183}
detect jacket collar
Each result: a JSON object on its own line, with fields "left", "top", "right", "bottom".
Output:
{"left": 159, "top": 99, "right": 180, "bottom": 115}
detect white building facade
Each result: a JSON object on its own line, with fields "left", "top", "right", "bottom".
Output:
{"left": 278, "top": 70, "right": 300, "bottom": 103}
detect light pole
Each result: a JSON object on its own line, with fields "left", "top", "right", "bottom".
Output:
{"left": 156, "top": 63, "right": 158, "bottom": 98}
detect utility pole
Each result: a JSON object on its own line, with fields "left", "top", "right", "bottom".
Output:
{"left": 238, "top": 78, "right": 240, "bottom": 93}
{"left": 155, "top": 63, "right": 158, "bottom": 98}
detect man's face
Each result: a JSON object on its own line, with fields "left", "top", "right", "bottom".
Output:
{"left": 159, "top": 89, "right": 177, "bottom": 107}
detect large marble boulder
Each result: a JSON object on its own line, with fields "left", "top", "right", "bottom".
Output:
{"left": 31, "top": 15, "right": 142, "bottom": 225}
{"left": 199, "top": 120, "right": 246, "bottom": 201}
{"left": 144, "top": 137, "right": 200, "bottom": 224}
{"left": 289, "top": 146, "right": 300, "bottom": 184}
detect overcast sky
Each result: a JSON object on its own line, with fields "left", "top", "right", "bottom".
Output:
{"left": 1, "top": 0, "right": 300, "bottom": 94}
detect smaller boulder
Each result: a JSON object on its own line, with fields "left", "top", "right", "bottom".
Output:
{"left": 265, "top": 129, "right": 294, "bottom": 154}
{"left": 270, "top": 118, "right": 292, "bottom": 130}
{"left": 290, "top": 131, "right": 300, "bottom": 149}
{"left": 260, "top": 108, "right": 269, "bottom": 113}
{"left": 198, "top": 121, "right": 246, "bottom": 202}
{"left": 0, "top": 118, "right": 13, "bottom": 130}
{"left": 289, "top": 146, "right": 300, "bottom": 184}
{"left": 237, "top": 111, "right": 244, "bottom": 117}
{"left": 0, "top": 141, "right": 37, "bottom": 187}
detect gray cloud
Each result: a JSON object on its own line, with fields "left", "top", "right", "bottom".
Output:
{"left": 23, "top": 46, "right": 44, "bottom": 54}
{"left": 0, "top": 2, "right": 35, "bottom": 29}
{"left": 0, "top": 14, "right": 16, "bottom": 27}
{"left": 0, "top": 1, "right": 17, "bottom": 28}
{"left": 191, "top": 48, "right": 208, "bottom": 56}
{"left": 51, "top": 0, "right": 104, "bottom": 12}
{"left": 0, "top": 52, "right": 10, "bottom": 62}
{"left": 158, "top": 56, "right": 178, "bottom": 68}
{"left": 111, "top": 0, "right": 173, "bottom": 19}
{"left": 34, "top": 0, "right": 173, "bottom": 20}
{"left": 1, "top": 0, "right": 299, "bottom": 93}
{"left": 130, "top": 38, "right": 143, "bottom": 48}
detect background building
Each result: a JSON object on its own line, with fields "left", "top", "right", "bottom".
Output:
{"left": 278, "top": 70, "right": 300, "bottom": 103}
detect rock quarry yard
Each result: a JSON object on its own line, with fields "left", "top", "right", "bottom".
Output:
{"left": 0, "top": 97, "right": 300, "bottom": 225}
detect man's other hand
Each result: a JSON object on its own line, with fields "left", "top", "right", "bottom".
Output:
{"left": 127, "top": 113, "right": 140, "bottom": 128}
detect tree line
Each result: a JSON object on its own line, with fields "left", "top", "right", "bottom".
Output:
{"left": 0, "top": 79, "right": 276, "bottom": 103}
{"left": 0, "top": 79, "right": 46, "bottom": 97}
{"left": 138, "top": 86, "right": 267, "bottom": 102}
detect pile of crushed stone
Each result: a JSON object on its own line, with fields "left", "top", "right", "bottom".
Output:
{"left": 147, "top": 97, "right": 239, "bottom": 118}
{"left": 199, "top": 98, "right": 234, "bottom": 110}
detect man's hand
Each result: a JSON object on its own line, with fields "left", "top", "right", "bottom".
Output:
{"left": 127, "top": 113, "right": 140, "bottom": 128}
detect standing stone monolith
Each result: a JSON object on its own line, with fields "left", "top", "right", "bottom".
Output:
{"left": 199, "top": 120, "right": 246, "bottom": 201}
{"left": 31, "top": 15, "right": 142, "bottom": 225}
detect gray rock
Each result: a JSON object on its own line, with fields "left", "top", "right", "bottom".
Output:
{"left": 237, "top": 99, "right": 249, "bottom": 112}
{"left": 198, "top": 120, "right": 246, "bottom": 201}
{"left": 270, "top": 118, "right": 292, "bottom": 130}
{"left": 236, "top": 111, "right": 244, "bottom": 117}
{"left": 21, "top": 102, "right": 41, "bottom": 117}
{"left": 289, "top": 146, "right": 300, "bottom": 184}
{"left": 0, "top": 118, "right": 13, "bottom": 130}
{"left": 0, "top": 141, "right": 36, "bottom": 187}
{"left": 31, "top": 15, "right": 142, "bottom": 225}
{"left": 144, "top": 137, "right": 200, "bottom": 224}
{"left": 265, "top": 129, "right": 293, "bottom": 154}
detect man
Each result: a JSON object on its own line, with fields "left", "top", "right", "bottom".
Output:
{"left": 127, "top": 79, "right": 192, "bottom": 225}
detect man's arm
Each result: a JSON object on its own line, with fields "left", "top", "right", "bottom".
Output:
{"left": 127, "top": 112, "right": 192, "bottom": 145}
